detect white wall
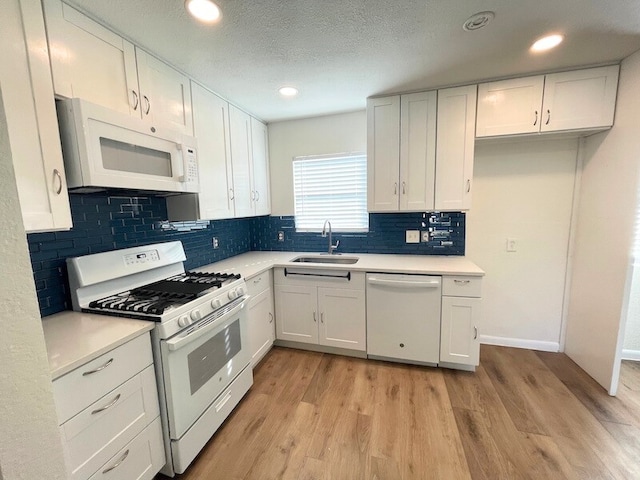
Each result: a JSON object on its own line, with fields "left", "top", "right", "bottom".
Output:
{"left": 268, "top": 110, "right": 366, "bottom": 215}
{"left": 0, "top": 94, "right": 68, "bottom": 478}
{"left": 466, "top": 138, "right": 579, "bottom": 351}
{"left": 565, "top": 51, "right": 640, "bottom": 393}
{"left": 623, "top": 264, "right": 640, "bottom": 359}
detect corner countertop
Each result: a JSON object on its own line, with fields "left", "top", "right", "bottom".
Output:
{"left": 196, "top": 251, "right": 485, "bottom": 279}
{"left": 42, "top": 310, "right": 155, "bottom": 380}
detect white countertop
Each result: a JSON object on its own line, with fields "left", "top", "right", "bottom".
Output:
{"left": 197, "top": 251, "right": 485, "bottom": 279}
{"left": 42, "top": 311, "right": 155, "bottom": 380}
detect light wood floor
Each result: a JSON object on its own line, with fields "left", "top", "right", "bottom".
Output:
{"left": 175, "top": 347, "right": 640, "bottom": 480}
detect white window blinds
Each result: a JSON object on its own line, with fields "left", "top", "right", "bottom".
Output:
{"left": 293, "top": 153, "right": 368, "bottom": 232}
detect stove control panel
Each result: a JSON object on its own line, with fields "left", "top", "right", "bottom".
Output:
{"left": 124, "top": 249, "right": 160, "bottom": 267}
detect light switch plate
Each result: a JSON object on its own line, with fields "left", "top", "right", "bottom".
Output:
{"left": 406, "top": 230, "right": 420, "bottom": 243}
{"left": 212, "top": 237, "right": 219, "bottom": 249}
{"left": 506, "top": 237, "right": 517, "bottom": 252}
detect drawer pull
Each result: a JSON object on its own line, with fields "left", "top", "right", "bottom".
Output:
{"left": 102, "top": 449, "right": 129, "bottom": 474}
{"left": 474, "top": 326, "right": 478, "bottom": 340}
{"left": 454, "top": 279, "right": 470, "bottom": 285}
{"left": 215, "top": 391, "right": 232, "bottom": 413}
{"left": 91, "top": 393, "right": 121, "bottom": 415}
{"left": 82, "top": 358, "right": 114, "bottom": 376}
{"left": 253, "top": 277, "right": 262, "bottom": 284}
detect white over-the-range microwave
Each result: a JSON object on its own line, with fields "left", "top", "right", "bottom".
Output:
{"left": 56, "top": 98, "right": 199, "bottom": 194}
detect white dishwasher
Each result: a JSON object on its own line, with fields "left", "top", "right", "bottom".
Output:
{"left": 366, "top": 273, "right": 442, "bottom": 365}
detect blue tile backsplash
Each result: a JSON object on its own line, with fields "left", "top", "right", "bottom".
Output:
{"left": 28, "top": 191, "right": 465, "bottom": 317}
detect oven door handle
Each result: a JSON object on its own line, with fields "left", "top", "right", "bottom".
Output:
{"left": 165, "top": 297, "right": 249, "bottom": 351}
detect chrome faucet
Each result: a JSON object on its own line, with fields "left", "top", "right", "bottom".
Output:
{"left": 321, "top": 220, "right": 339, "bottom": 254}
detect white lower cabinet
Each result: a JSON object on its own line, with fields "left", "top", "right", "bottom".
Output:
{"left": 440, "top": 276, "right": 482, "bottom": 369}
{"left": 53, "top": 333, "right": 164, "bottom": 480}
{"left": 246, "top": 270, "right": 276, "bottom": 367}
{"left": 274, "top": 268, "right": 366, "bottom": 352}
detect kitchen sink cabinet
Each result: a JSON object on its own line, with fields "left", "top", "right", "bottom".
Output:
{"left": 367, "top": 86, "right": 475, "bottom": 212}
{"left": 246, "top": 270, "right": 276, "bottom": 367}
{"left": 43, "top": 0, "right": 193, "bottom": 135}
{"left": 1, "top": 0, "right": 72, "bottom": 232}
{"left": 274, "top": 268, "right": 366, "bottom": 352}
{"left": 476, "top": 65, "right": 619, "bottom": 137}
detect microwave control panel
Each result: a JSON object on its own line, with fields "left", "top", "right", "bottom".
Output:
{"left": 182, "top": 147, "right": 198, "bottom": 183}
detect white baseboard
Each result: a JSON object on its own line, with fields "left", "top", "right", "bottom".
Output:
{"left": 622, "top": 349, "right": 640, "bottom": 361}
{"left": 479, "top": 335, "right": 560, "bottom": 353}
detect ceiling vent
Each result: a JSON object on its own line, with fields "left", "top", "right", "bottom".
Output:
{"left": 463, "top": 11, "right": 495, "bottom": 31}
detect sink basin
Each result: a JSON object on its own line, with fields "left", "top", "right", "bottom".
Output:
{"left": 291, "top": 255, "right": 359, "bottom": 265}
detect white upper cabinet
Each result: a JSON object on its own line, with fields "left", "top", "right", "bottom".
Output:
{"left": 228, "top": 105, "right": 254, "bottom": 218}
{"left": 250, "top": 118, "right": 271, "bottom": 216}
{"left": 135, "top": 48, "right": 193, "bottom": 135}
{"left": 367, "top": 96, "right": 400, "bottom": 212}
{"left": 400, "top": 91, "right": 437, "bottom": 211}
{"left": 435, "top": 85, "right": 477, "bottom": 211}
{"left": 477, "top": 65, "right": 619, "bottom": 137}
{"left": 1, "top": 0, "right": 72, "bottom": 232}
{"left": 43, "top": 0, "right": 193, "bottom": 135}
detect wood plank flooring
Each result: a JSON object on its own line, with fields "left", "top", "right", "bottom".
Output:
{"left": 174, "top": 347, "right": 640, "bottom": 480}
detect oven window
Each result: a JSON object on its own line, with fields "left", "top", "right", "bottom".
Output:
{"left": 100, "top": 137, "right": 173, "bottom": 177}
{"left": 187, "top": 319, "right": 241, "bottom": 395}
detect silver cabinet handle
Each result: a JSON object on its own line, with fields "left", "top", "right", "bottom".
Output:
{"left": 131, "top": 90, "right": 139, "bottom": 110}
{"left": 91, "top": 393, "right": 121, "bottom": 415}
{"left": 268, "top": 312, "right": 273, "bottom": 324}
{"left": 313, "top": 311, "right": 317, "bottom": 322}
{"left": 402, "top": 181, "right": 406, "bottom": 194}
{"left": 533, "top": 110, "right": 538, "bottom": 126}
{"left": 320, "top": 312, "right": 324, "bottom": 324}
{"left": 143, "top": 95, "right": 150, "bottom": 115}
{"left": 229, "top": 188, "right": 234, "bottom": 200}
{"left": 545, "top": 109, "right": 551, "bottom": 125}
{"left": 253, "top": 277, "right": 262, "bottom": 284}
{"left": 454, "top": 279, "right": 470, "bottom": 284}
{"left": 393, "top": 182, "right": 397, "bottom": 195}
{"left": 52, "top": 169, "right": 63, "bottom": 195}
{"left": 474, "top": 326, "right": 478, "bottom": 340}
{"left": 82, "top": 357, "right": 113, "bottom": 376}
{"left": 466, "top": 179, "right": 471, "bottom": 193}
{"left": 102, "top": 449, "right": 129, "bottom": 474}
{"left": 255, "top": 190, "right": 260, "bottom": 201}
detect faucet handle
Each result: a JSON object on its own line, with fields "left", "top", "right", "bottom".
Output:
{"left": 331, "top": 240, "right": 340, "bottom": 252}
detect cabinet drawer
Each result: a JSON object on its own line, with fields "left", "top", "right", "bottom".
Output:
{"left": 442, "top": 276, "right": 482, "bottom": 298}
{"left": 246, "top": 270, "right": 272, "bottom": 297}
{"left": 274, "top": 267, "right": 366, "bottom": 289}
{"left": 62, "top": 365, "right": 159, "bottom": 480}
{"left": 53, "top": 333, "right": 153, "bottom": 425}
{"left": 88, "top": 416, "right": 165, "bottom": 480}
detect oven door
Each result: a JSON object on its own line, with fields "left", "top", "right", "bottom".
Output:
{"left": 160, "top": 296, "right": 251, "bottom": 439}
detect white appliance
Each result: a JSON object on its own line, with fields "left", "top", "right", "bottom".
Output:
{"left": 67, "top": 241, "right": 252, "bottom": 477}
{"left": 366, "top": 273, "right": 442, "bottom": 365}
{"left": 56, "top": 98, "right": 199, "bottom": 193}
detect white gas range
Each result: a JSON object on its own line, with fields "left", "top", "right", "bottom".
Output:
{"left": 67, "top": 241, "right": 253, "bottom": 477}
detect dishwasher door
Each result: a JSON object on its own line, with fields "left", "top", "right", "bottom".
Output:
{"left": 366, "top": 273, "right": 442, "bottom": 364}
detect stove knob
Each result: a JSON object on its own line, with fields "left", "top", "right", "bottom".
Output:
{"left": 211, "top": 298, "right": 222, "bottom": 309}
{"left": 228, "top": 289, "right": 238, "bottom": 300}
{"left": 178, "top": 315, "right": 191, "bottom": 328}
{"left": 236, "top": 286, "right": 245, "bottom": 297}
{"left": 190, "top": 310, "right": 202, "bottom": 322}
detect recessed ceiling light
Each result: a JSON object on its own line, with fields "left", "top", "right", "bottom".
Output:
{"left": 185, "top": 0, "right": 221, "bottom": 23}
{"left": 278, "top": 86, "right": 299, "bottom": 97}
{"left": 531, "top": 34, "right": 564, "bottom": 52}
{"left": 463, "top": 11, "right": 495, "bottom": 31}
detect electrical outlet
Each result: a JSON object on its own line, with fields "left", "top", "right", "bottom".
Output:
{"left": 506, "top": 237, "right": 517, "bottom": 252}
{"left": 406, "top": 230, "right": 420, "bottom": 244}
{"left": 421, "top": 231, "right": 430, "bottom": 242}
{"left": 278, "top": 231, "right": 285, "bottom": 242}
{"left": 212, "top": 237, "right": 219, "bottom": 249}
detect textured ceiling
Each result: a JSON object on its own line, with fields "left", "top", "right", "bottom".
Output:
{"left": 65, "top": 0, "right": 640, "bottom": 122}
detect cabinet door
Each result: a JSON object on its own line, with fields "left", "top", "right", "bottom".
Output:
{"left": 476, "top": 76, "right": 544, "bottom": 137}
{"left": 367, "top": 96, "right": 400, "bottom": 211}
{"left": 440, "top": 296, "right": 481, "bottom": 366}
{"left": 400, "top": 91, "right": 436, "bottom": 211}
{"left": 435, "top": 85, "right": 477, "bottom": 211}
{"left": 318, "top": 287, "right": 366, "bottom": 351}
{"left": 42, "top": 0, "right": 139, "bottom": 117}
{"left": 168, "top": 82, "right": 234, "bottom": 220}
{"left": 135, "top": 48, "right": 193, "bottom": 135}
{"left": 274, "top": 285, "right": 318, "bottom": 344}
{"left": 541, "top": 66, "right": 619, "bottom": 132}
{"left": 250, "top": 117, "right": 271, "bottom": 216}
{"left": 248, "top": 287, "right": 275, "bottom": 367}
{"left": 228, "top": 105, "right": 254, "bottom": 218}
{"left": 1, "top": 0, "right": 72, "bottom": 232}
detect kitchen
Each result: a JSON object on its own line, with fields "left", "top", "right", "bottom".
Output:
{"left": 2, "top": 0, "right": 640, "bottom": 479}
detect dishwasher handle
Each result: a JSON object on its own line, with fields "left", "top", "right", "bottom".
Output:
{"left": 367, "top": 276, "right": 441, "bottom": 288}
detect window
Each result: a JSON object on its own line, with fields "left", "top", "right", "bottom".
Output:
{"left": 293, "top": 153, "right": 368, "bottom": 232}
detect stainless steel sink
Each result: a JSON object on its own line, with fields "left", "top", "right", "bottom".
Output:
{"left": 291, "top": 255, "right": 359, "bottom": 265}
